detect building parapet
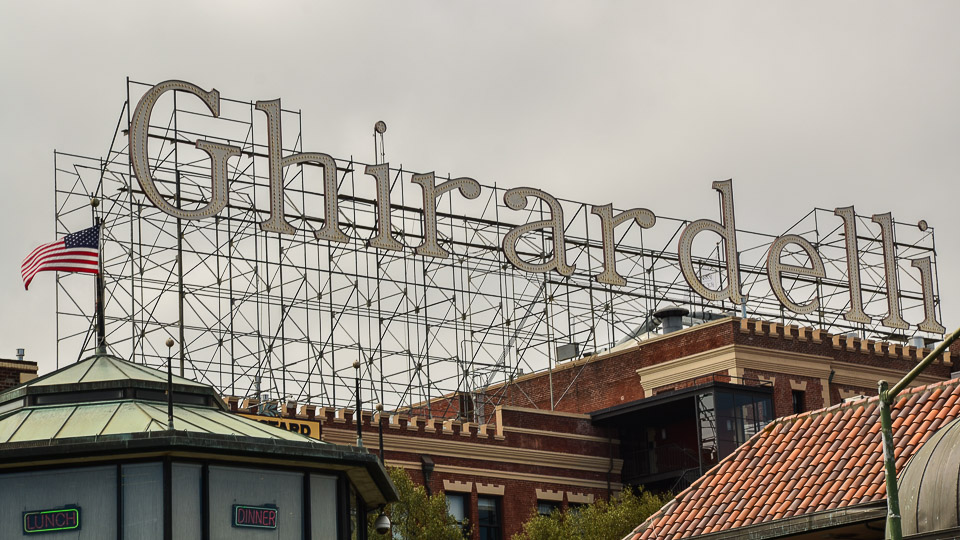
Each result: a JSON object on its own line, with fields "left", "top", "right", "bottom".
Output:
{"left": 737, "top": 318, "right": 951, "bottom": 366}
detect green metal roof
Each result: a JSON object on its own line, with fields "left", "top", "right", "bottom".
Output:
{"left": 0, "top": 351, "right": 228, "bottom": 415}
{"left": 0, "top": 351, "right": 314, "bottom": 443}
{"left": 899, "top": 414, "right": 960, "bottom": 536}
{"left": 0, "top": 400, "right": 311, "bottom": 444}
{"left": 0, "top": 351, "right": 400, "bottom": 505}
{"left": 25, "top": 353, "right": 206, "bottom": 388}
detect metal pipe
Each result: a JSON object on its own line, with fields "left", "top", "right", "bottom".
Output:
{"left": 546, "top": 283, "right": 555, "bottom": 410}
{"left": 165, "top": 338, "right": 175, "bottom": 430}
{"left": 420, "top": 456, "right": 435, "bottom": 496}
{"left": 94, "top": 218, "right": 106, "bottom": 353}
{"left": 879, "top": 324, "right": 960, "bottom": 540}
{"left": 91, "top": 199, "right": 106, "bottom": 354}
{"left": 694, "top": 394, "right": 704, "bottom": 477}
{"left": 175, "top": 174, "right": 185, "bottom": 378}
{"left": 354, "top": 360, "right": 362, "bottom": 447}
{"left": 878, "top": 380, "right": 901, "bottom": 540}
{"left": 377, "top": 403, "right": 385, "bottom": 465}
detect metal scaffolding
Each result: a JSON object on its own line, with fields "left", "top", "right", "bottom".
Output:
{"left": 52, "top": 80, "right": 943, "bottom": 422}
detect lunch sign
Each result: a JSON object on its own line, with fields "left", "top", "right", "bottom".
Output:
{"left": 22, "top": 507, "right": 80, "bottom": 535}
{"left": 127, "top": 80, "right": 944, "bottom": 336}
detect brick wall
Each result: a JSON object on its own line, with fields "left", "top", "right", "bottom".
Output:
{"left": 486, "top": 318, "right": 954, "bottom": 417}
{"left": 231, "top": 401, "right": 618, "bottom": 539}
{"left": 339, "top": 409, "right": 616, "bottom": 539}
{"left": 0, "top": 359, "right": 38, "bottom": 392}
{"left": 225, "top": 317, "right": 958, "bottom": 538}
{"left": 488, "top": 320, "right": 736, "bottom": 414}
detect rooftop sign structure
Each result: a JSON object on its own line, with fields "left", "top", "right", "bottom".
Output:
{"left": 51, "top": 79, "right": 943, "bottom": 420}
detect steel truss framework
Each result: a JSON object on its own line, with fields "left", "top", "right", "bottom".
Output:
{"left": 52, "top": 80, "right": 942, "bottom": 422}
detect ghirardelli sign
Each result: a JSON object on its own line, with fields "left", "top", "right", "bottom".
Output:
{"left": 128, "top": 80, "right": 944, "bottom": 335}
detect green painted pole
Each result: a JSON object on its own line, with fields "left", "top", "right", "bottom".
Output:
{"left": 879, "top": 324, "right": 960, "bottom": 540}
{"left": 878, "top": 380, "right": 901, "bottom": 540}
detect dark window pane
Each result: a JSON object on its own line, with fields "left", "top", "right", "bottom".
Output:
{"left": 715, "top": 391, "right": 734, "bottom": 415}
{"left": 792, "top": 390, "right": 806, "bottom": 414}
{"left": 537, "top": 500, "right": 560, "bottom": 516}
{"left": 478, "top": 496, "right": 501, "bottom": 540}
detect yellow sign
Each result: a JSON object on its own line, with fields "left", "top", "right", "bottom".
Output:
{"left": 241, "top": 414, "right": 320, "bottom": 439}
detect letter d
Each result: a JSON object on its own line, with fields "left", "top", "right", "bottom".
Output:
{"left": 678, "top": 180, "right": 742, "bottom": 304}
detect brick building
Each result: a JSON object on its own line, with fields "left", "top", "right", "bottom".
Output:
{"left": 236, "top": 400, "right": 619, "bottom": 538}
{"left": 228, "top": 316, "right": 957, "bottom": 539}
{"left": 0, "top": 354, "right": 37, "bottom": 390}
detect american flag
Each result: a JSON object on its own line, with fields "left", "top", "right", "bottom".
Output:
{"left": 21, "top": 226, "right": 100, "bottom": 290}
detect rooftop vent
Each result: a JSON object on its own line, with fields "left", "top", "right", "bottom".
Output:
{"left": 555, "top": 343, "right": 580, "bottom": 362}
{"left": 655, "top": 306, "right": 690, "bottom": 335}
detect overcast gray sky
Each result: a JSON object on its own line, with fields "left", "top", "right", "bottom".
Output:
{"left": 2, "top": 1, "right": 959, "bottom": 374}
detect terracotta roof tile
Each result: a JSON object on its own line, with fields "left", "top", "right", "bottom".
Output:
{"left": 840, "top": 445, "right": 856, "bottom": 461}
{"left": 627, "top": 377, "right": 960, "bottom": 539}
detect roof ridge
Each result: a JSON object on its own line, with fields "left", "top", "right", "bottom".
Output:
{"left": 109, "top": 356, "right": 205, "bottom": 386}
{"left": 108, "top": 357, "right": 147, "bottom": 381}
{"left": 75, "top": 355, "right": 100, "bottom": 381}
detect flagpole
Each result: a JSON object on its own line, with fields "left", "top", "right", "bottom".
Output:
{"left": 91, "top": 197, "right": 106, "bottom": 354}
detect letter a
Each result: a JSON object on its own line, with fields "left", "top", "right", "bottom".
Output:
{"left": 502, "top": 188, "right": 574, "bottom": 276}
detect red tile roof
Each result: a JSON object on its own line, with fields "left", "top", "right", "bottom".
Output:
{"left": 627, "top": 377, "right": 960, "bottom": 539}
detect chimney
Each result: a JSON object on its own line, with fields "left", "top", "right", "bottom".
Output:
{"left": 655, "top": 306, "right": 690, "bottom": 335}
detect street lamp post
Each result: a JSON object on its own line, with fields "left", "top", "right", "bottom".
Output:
{"left": 879, "top": 324, "right": 960, "bottom": 540}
